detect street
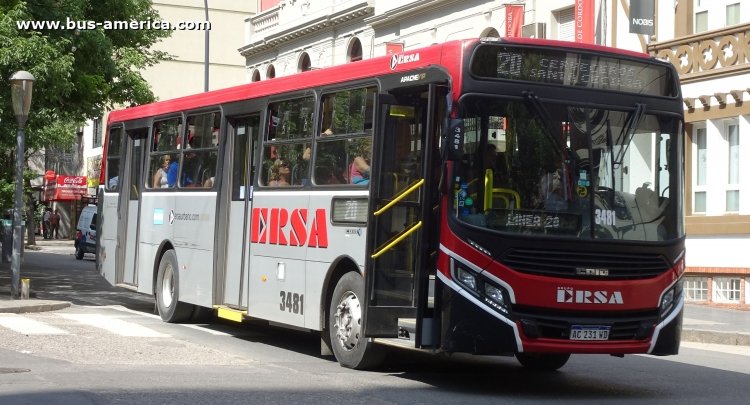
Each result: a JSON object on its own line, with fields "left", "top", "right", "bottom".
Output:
{"left": 1, "top": 247, "right": 749, "bottom": 404}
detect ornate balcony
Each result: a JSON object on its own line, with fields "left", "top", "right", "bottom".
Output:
{"left": 648, "top": 23, "right": 750, "bottom": 84}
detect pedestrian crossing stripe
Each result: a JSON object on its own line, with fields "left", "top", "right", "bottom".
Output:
{"left": 59, "top": 313, "right": 170, "bottom": 338}
{"left": 0, "top": 315, "right": 69, "bottom": 335}
{"left": 0, "top": 313, "right": 169, "bottom": 338}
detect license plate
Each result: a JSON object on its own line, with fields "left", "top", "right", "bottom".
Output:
{"left": 570, "top": 325, "right": 610, "bottom": 341}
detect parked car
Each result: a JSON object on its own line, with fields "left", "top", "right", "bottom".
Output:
{"left": 74, "top": 205, "right": 97, "bottom": 260}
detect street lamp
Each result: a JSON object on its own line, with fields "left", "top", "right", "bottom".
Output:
{"left": 9, "top": 70, "right": 35, "bottom": 299}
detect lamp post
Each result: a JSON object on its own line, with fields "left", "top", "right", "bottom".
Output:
{"left": 9, "top": 70, "right": 35, "bottom": 299}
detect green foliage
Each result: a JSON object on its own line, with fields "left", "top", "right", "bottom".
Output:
{"left": 0, "top": 0, "right": 171, "bottom": 206}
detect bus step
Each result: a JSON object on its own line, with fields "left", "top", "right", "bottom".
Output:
{"left": 215, "top": 305, "right": 246, "bottom": 323}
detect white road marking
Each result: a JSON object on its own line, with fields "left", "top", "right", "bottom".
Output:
{"left": 0, "top": 314, "right": 69, "bottom": 335}
{"left": 96, "top": 305, "right": 232, "bottom": 336}
{"left": 59, "top": 313, "right": 170, "bottom": 338}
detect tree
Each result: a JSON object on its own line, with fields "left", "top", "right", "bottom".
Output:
{"left": 0, "top": 0, "right": 171, "bottom": 239}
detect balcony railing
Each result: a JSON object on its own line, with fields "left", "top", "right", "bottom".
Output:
{"left": 648, "top": 23, "right": 750, "bottom": 83}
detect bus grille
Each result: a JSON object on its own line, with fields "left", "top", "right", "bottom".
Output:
{"left": 512, "top": 307, "right": 658, "bottom": 341}
{"left": 500, "top": 248, "right": 670, "bottom": 279}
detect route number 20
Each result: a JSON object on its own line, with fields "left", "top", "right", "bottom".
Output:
{"left": 279, "top": 291, "right": 304, "bottom": 315}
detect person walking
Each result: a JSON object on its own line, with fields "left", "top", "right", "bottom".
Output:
{"left": 49, "top": 209, "right": 61, "bottom": 239}
{"left": 42, "top": 208, "right": 51, "bottom": 239}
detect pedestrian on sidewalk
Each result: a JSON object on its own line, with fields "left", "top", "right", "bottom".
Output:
{"left": 42, "top": 207, "right": 51, "bottom": 239}
{"left": 50, "top": 209, "right": 61, "bottom": 239}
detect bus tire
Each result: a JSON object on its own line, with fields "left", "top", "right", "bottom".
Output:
{"left": 515, "top": 352, "right": 571, "bottom": 371}
{"left": 329, "top": 272, "right": 383, "bottom": 370}
{"left": 155, "top": 250, "right": 193, "bottom": 323}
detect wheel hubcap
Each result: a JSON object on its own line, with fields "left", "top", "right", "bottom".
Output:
{"left": 161, "top": 264, "right": 174, "bottom": 308}
{"left": 334, "top": 291, "right": 362, "bottom": 351}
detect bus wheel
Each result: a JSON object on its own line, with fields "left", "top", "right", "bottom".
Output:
{"left": 329, "top": 272, "right": 383, "bottom": 370}
{"left": 155, "top": 250, "right": 193, "bottom": 323}
{"left": 515, "top": 352, "right": 571, "bottom": 371}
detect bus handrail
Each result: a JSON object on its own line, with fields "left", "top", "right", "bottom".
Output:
{"left": 371, "top": 221, "right": 423, "bottom": 259}
{"left": 373, "top": 178, "right": 425, "bottom": 217}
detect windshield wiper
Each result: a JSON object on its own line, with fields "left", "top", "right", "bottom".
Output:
{"left": 614, "top": 103, "right": 645, "bottom": 166}
{"left": 522, "top": 91, "right": 563, "bottom": 152}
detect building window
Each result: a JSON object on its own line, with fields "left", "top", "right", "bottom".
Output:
{"left": 348, "top": 37, "right": 363, "bottom": 62}
{"left": 726, "top": 3, "right": 740, "bottom": 26}
{"left": 694, "top": 126, "right": 707, "bottom": 213}
{"left": 685, "top": 277, "right": 708, "bottom": 301}
{"left": 251, "top": 69, "right": 261, "bottom": 82}
{"left": 298, "top": 52, "right": 311, "bottom": 72}
{"left": 726, "top": 122, "right": 739, "bottom": 212}
{"left": 92, "top": 117, "right": 102, "bottom": 148}
{"left": 555, "top": 8, "right": 574, "bottom": 41}
{"left": 266, "top": 64, "right": 276, "bottom": 79}
{"left": 713, "top": 277, "right": 741, "bottom": 303}
{"left": 695, "top": 11, "right": 708, "bottom": 33}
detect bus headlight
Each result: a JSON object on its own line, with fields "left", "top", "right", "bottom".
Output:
{"left": 659, "top": 278, "right": 683, "bottom": 317}
{"left": 483, "top": 282, "right": 510, "bottom": 314}
{"left": 484, "top": 284, "right": 505, "bottom": 306}
{"left": 456, "top": 267, "right": 477, "bottom": 292}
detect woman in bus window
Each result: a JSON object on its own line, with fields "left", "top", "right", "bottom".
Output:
{"left": 153, "top": 155, "right": 171, "bottom": 188}
{"left": 350, "top": 141, "right": 371, "bottom": 185}
{"left": 269, "top": 158, "right": 291, "bottom": 186}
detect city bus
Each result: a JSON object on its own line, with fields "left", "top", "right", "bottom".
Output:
{"left": 99, "top": 37, "right": 685, "bottom": 371}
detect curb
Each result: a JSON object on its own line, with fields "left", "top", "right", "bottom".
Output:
{"left": 681, "top": 329, "right": 750, "bottom": 346}
{"left": 0, "top": 301, "right": 71, "bottom": 314}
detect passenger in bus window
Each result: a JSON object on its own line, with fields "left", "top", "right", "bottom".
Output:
{"left": 153, "top": 155, "right": 171, "bottom": 188}
{"left": 350, "top": 141, "right": 371, "bottom": 185}
{"left": 269, "top": 158, "right": 291, "bottom": 186}
{"left": 166, "top": 156, "right": 179, "bottom": 187}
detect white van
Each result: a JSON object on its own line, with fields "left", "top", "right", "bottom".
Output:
{"left": 75, "top": 205, "right": 97, "bottom": 260}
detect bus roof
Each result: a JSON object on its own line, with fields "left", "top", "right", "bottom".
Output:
{"left": 107, "top": 39, "right": 468, "bottom": 124}
{"left": 107, "top": 37, "right": 654, "bottom": 125}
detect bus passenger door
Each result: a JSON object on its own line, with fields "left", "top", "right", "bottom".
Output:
{"left": 364, "top": 84, "right": 444, "bottom": 347}
{"left": 117, "top": 127, "right": 148, "bottom": 287}
{"left": 216, "top": 115, "right": 259, "bottom": 309}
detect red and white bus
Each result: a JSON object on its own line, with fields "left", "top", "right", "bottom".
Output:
{"left": 99, "top": 37, "right": 685, "bottom": 370}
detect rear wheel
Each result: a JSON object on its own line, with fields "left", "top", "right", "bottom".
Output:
{"left": 329, "top": 272, "right": 383, "bottom": 369}
{"left": 515, "top": 352, "right": 571, "bottom": 371}
{"left": 155, "top": 250, "right": 194, "bottom": 323}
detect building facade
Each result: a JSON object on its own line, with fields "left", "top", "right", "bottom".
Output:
{"left": 56, "top": 0, "right": 255, "bottom": 239}
{"left": 239, "top": 0, "right": 750, "bottom": 309}
{"left": 649, "top": 0, "right": 750, "bottom": 309}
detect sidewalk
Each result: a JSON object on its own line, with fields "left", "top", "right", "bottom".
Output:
{"left": 2, "top": 238, "right": 749, "bottom": 347}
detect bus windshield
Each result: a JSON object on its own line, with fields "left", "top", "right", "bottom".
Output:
{"left": 451, "top": 96, "right": 683, "bottom": 242}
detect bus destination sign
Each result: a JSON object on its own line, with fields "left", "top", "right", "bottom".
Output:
{"left": 471, "top": 45, "right": 675, "bottom": 97}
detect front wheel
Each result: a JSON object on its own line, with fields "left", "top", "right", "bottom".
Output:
{"left": 155, "top": 250, "right": 194, "bottom": 323}
{"left": 328, "top": 272, "right": 383, "bottom": 369}
{"left": 515, "top": 352, "right": 571, "bottom": 371}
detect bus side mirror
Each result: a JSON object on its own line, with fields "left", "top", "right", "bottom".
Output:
{"left": 443, "top": 118, "right": 464, "bottom": 161}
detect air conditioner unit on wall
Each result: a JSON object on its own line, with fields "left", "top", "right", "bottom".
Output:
{"left": 522, "top": 23, "right": 546, "bottom": 39}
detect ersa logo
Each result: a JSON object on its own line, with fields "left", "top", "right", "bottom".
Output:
{"left": 557, "top": 287, "right": 624, "bottom": 305}
{"left": 390, "top": 52, "right": 420, "bottom": 70}
{"left": 251, "top": 207, "right": 329, "bottom": 248}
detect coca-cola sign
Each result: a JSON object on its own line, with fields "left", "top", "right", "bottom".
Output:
{"left": 56, "top": 175, "right": 87, "bottom": 187}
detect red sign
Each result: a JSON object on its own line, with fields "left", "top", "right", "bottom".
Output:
{"left": 251, "top": 207, "right": 328, "bottom": 248}
{"left": 575, "top": 0, "right": 594, "bottom": 44}
{"left": 44, "top": 175, "right": 88, "bottom": 201}
{"left": 386, "top": 42, "right": 404, "bottom": 55}
{"left": 505, "top": 4, "right": 524, "bottom": 38}
{"left": 44, "top": 170, "right": 56, "bottom": 181}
